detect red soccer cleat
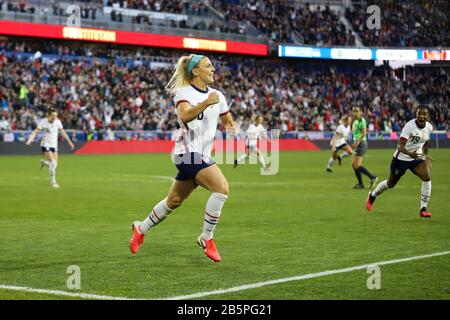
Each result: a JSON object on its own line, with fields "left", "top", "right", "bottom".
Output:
{"left": 197, "top": 235, "right": 221, "bottom": 262}
{"left": 130, "top": 221, "right": 145, "bottom": 254}
{"left": 365, "top": 192, "right": 376, "bottom": 211}
{"left": 420, "top": 208, "right": 432, "bottom": 218}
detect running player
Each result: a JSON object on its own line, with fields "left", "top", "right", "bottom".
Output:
{"left": 26, "top": 107, "right": 75, "bottom": 188}
{"left": 129, "top": 54, "right": 238, "bottom": 262}
{"left": 351, "top": 107, "right": 377, "bottom": 189}
{"left": 326, "top": 115, "right": 353, "bottom": 173}
{"left": 366, "top": 106, "right": 433, "bottom": 218}
{"left": 234, "top": 115, "right": 269, "bottom": 169}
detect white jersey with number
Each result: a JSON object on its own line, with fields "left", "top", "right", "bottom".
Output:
{"left": 246, "top": 124, "right": 266, "bottom": 148}
{"left": 37, "top": 118, "right": 63, "bottom": 149}
{"left": 173, "top": 85, "right": 229, "bottom": 157}
{"left": 331, "top": 124, "right": 351, "bottom": 147}
{"left": 394, "top": 119, "right": 433, "bottom": 161}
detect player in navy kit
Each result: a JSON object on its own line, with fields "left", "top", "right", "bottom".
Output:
{"left": 129, "top": 54, "right": 238, "bottom": 262}
{"left": 366, "top": 106, "right": 434, "bottom": 217}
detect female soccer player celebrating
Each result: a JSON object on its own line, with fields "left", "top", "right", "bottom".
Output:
{"left": 129, "top": 54, "right": 238, "bottom": 262}
{"left": 351, "top": 107, "right": 377, "bottom": 189}
{"left": 26, "top": 107, "right": 75, "bottom": 188}
{"left": 366, "top": 106, "right": 433, "bottom": 217}
{"left": 326, "top": 115, "right": 353, "bottom": 173}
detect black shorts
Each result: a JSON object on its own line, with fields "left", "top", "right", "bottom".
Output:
{"left": 354, "top": 141, "right": 367, "bottom": 156}
{"left": 41, "top": 147, "right": 56, "bottom": 153}
{"left": 335, "top": 143, "right": 348, "bottom": 151}
{"left": 390, "top": 157, "right": 424, "bottom": 177}
{"left": 174, "top": 152, "right": 215, "bottom": 183}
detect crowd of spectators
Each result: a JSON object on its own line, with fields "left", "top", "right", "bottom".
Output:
{"left": 1, "top": 41, "right": 448, "bottom": 139}
{"left": 211, "top": 0, "right": 355, "bottom": 45}
{"left": 346, "top": 0, "right": 450, "bottom": 47}
{"left": 0, "top": 0, "right": 35, "bottom": 14}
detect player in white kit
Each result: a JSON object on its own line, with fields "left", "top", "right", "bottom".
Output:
{"left": 26, "top": 107, "right": 75, "bottom": 188}
{"left": 326, "top": 116, "right": 353, "bottom": 173}
{"left": 129, "top": 54, "right": 238, "bottom": 262}
{"left": 366, "top": 106, "right": 434, "bottom": 217}
{"left": 234, "top": 115, "right": 269, "bottom": 169}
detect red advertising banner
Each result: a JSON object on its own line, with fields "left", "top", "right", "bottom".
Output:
{"left": 0, "top": 20, "right": 268, "bottom": 56}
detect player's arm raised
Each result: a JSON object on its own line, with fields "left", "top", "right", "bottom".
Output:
{"left": 177, "top": 92, "right": 219, "bottom": 124}
{"left": 60, "top": 128, "right": 75, "bottom": 150}
{"left": 25, "top": 128, "right": 40, "bottom": 145}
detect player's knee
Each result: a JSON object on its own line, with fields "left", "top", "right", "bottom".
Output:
{"left": 167, "top": 195, "right": 184, "bottom": 209}
{"left": 422, "top": 176, "right": 431, "bottom": 182}
{"left": 214, "top": 181, "right": 229, "bottom": 196}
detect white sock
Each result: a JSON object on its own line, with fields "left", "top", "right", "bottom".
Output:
{"left": 327, "top": 157, "right": 335, "bottom": 169}
{"left": 371, "top": 179, "right": 389, "bottom": 197}
{"left": 42, "top": 160, "right": 50, "bottom": 167}
{"left": 340, "top": 151, "right": 351, "bottom": 158}
{"left": 420, "top": 181, "right": 431, "bottom": 209}
{"left": 258, "top": 154, "right": 266, "bottom": 168}
{"left": 202, "top": 192, "right": 228, "bottom": 240}
{"left": 140, "top": 197, "right": 173, "bottom": 234}
{"left": 49, "top": 160, "right": 57, "bottom": 184}
{"left": 237, "top": 154, "right": 247, "bottom": 163}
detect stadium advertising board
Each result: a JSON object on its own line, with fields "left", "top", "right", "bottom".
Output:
{"left": 279, "top": 45, "right": 450, "bottom": 61}
{"left": 0, "top": 20, "right": 268, "bottom": 56}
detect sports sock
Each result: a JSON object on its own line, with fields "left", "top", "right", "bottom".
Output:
{"left": 371, "top": 179, "right": 389, "bottom": 197}
{"left": 359, "top": 166, "right": 375, "bottom": 180}
{"left": 327, "top": 157, "right": 335, "bottom": 169}
{"left": 258, "top": 154, "right": 266, "bottom": 168}
{"left": 202, "top": 192, "right": 228, "bottom": 240}
{"left": 340, "top": 151, "right": 351, "bottom": 159}
{"left": 420, "top": 181, "right": 431, "bottom": 209}
{"left": 237, "top": 154, "right": 247, "bottom": 164}
{"left": 140, "top": 197, "right": 173, "bottom": 234}
{"left": 42, "top": 160, "right": 50, "bottom": 167}
{"left": 354, "top": 168, "right": 363, "bottom": 185}
{"left": 49, "top": 160, "right": 57, "bottom": 184}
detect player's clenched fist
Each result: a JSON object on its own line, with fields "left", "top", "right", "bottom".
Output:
{"left": 204, "top": 92, "right": 219, "bottom": 106}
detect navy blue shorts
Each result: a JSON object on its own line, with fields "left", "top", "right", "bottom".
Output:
{"left": 335, "top": 143, "right": 348, "bottom": 151}
{"left": 174, "top": 152, "right": 215, "bottom": 183}
{"left": 390, "top": 157, "right": 423, "bottom": 177}
{"left": 41, "top": 147, "right": 56, "bottom": 153}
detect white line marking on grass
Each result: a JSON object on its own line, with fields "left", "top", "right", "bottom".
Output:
{"left": 0, "top": 285, "right": 139, "bottom": 300}
{"left": 163, "top": 250, "right": 450, "bottom": 300}
{"left": 1, "top": 250, "right": 448, "bottom": 300}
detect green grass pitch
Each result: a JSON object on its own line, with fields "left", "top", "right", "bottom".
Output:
{"left": 0, "top": 149, "right": 449, "bottom": 300}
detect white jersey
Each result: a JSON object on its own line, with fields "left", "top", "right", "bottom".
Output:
{"left": 173, "top": 85, "right": 229, "bottom": 157}
{"left": 246, "top": 124, "right": 266, "bottom": 147}
{"left": 394, "top": 119, "right": 433, "bottom": 161}
{"left": 37, "top": 118, "right": 63, "bottom": 149}
{"left": 331, "top": 124, "right": 351, "bottom": 147}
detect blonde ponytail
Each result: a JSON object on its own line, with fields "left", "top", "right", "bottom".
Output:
{"left": 165, "top": 54, "right": 196, "bottom": 95}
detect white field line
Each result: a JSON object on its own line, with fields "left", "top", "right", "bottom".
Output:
{"left": 163, "top": 250, "right": 450, "bottom": 300}
{"left": 0, "top": 285, "right": 139, "bottom": 300}
{"left": 0, "top": 250, "right": 448, "bottom": 300}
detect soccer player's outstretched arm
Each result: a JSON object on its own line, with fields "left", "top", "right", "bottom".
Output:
{"left": 60, "top": 128, "right": 75, "bottom": 150}
{"left": 177, "top": 92, "right": 219, "bottom": 124}
{"left": 25, "top": 128, "right": 40, "bottom": 145}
